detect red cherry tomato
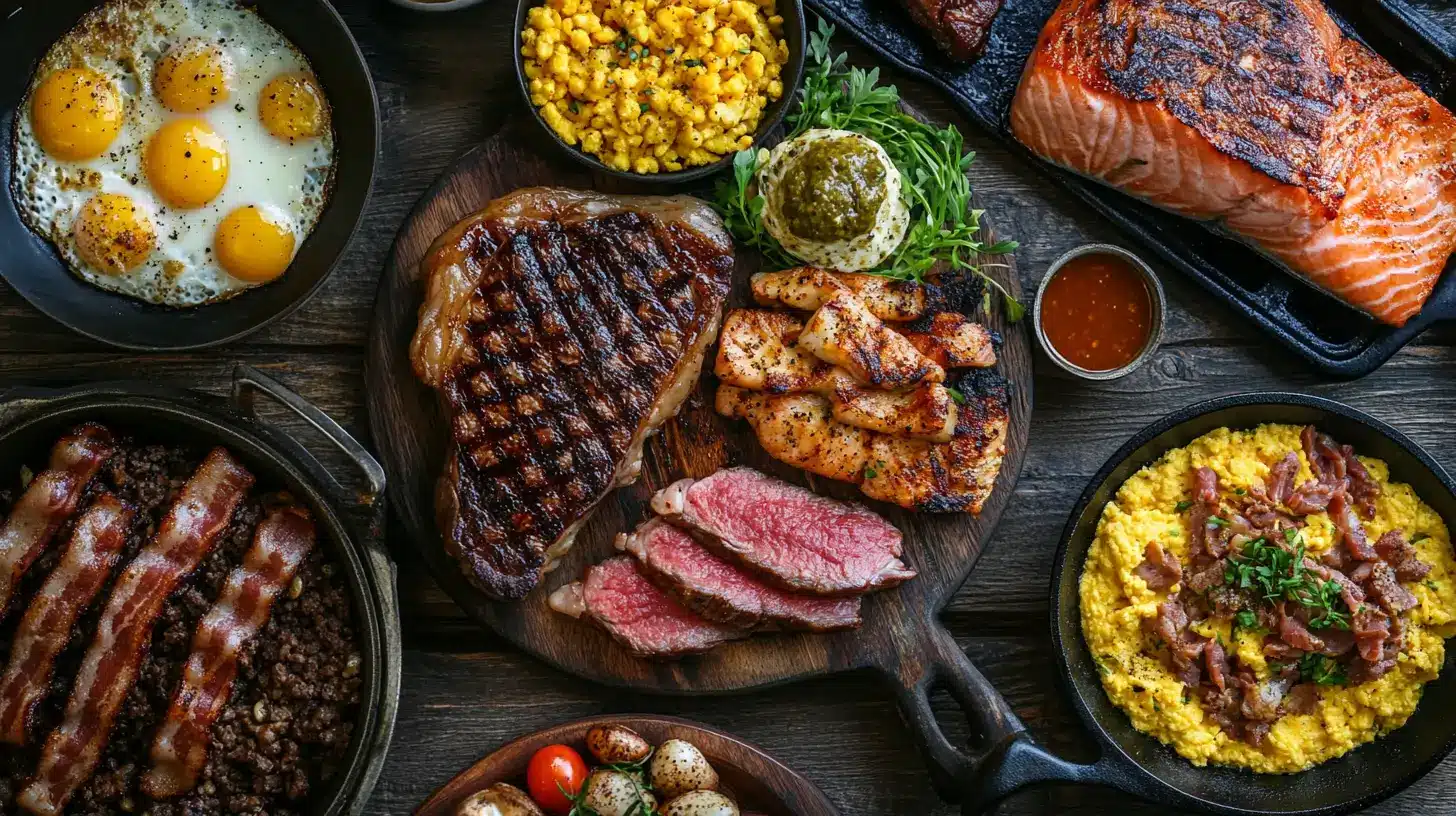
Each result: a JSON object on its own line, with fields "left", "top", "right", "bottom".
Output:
{"left": 525, "top": 743, "right": 588, "bottom": 814}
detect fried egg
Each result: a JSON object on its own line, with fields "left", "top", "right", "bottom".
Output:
{"left": 758, "top": 129, "right": 909, "bottom": 272}
{"left": 10, "top": 0, "right": 335, "bottom": 307}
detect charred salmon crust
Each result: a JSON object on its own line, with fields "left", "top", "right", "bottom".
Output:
{"left": 411, "top": 188, "right": 734, "bottom": 601}
{"left": 1009, "top": 0, "right": 1456, "bottom": 327}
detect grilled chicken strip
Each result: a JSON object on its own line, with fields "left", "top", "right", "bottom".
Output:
{"left": 716, "top": 310, "right": 957, "bottom": 441}
{"left": 716, "top": 388, "right": 871, "bottom": 483}
{"left": 717, "top": 370, "right": 1009, "bottom": 514}
{"left": 902, "top": 312, "right": 997, "bottom": 369}
{"left": 800, "top": 290, "right": 944, "bottom": 389}
{"left": 751, "top": 268, "right": 930, "bottom": 322}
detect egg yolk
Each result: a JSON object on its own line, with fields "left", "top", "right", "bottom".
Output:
{"left": 72, "top": 193, "right": 156, "bottom": 274}
{"left": 258, "top": 73, "right": 327, "bottom": 144}
{"left": 144, "top": 118, "right": 229, "bottom": 209}
{"left": 215, "top": 206, "right": 296, "bottom": 283}
{"left": 30, "top": 68, "right": 123, "bottom": 161}
{"left": 154, "top": 39, "right": 232, "bottom": 113}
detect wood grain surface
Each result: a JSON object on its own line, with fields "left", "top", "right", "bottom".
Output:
{"left": 365, "top": 117, "right": 1030, "bottom": 698}
{"left": 2, "top": 1, "right": 1455, "bottom": 814}
{"left": 413, "top": 714, "right": 839, "bottom": 816}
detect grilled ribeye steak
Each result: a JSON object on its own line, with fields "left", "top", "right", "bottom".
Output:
{"left": 410, "top": 188, "right": 735, "bottom": 600}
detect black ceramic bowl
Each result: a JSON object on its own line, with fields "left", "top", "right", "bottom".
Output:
{"left": 0, "top": 0, "right": 378, "bottom": 350}
{"left": 511, "top": 0, "right": 806, "bottom": 184}
{"left": 961, "top": 393, "right": 1456, "bottom": 815}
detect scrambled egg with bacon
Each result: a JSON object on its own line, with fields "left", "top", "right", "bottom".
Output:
{"left": 521, "top": 0, "right": 788, "bottom": 174}
{"left": 1080, "top": 424, "right": 1456, "bottom": 772}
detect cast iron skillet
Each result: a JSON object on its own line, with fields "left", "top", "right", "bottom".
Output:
{"left": 511, "top": 0, "right": 807, "bottom": 184}
{"left": 0, "top": 0, "right": 379, "bottom": 350}
{"left": 914, "top": 394, "right": 1456, "bottom": 815}
{"left": 0, "top": 365, "right": 402, "bottom": 814}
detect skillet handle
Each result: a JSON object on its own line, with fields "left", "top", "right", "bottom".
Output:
{"left": 892, "top": 623, "right": 1137, "bottom": 813}
{"left": 229, "top": 364, "right": 386, "bottom": 505}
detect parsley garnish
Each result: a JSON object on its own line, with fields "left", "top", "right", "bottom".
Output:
{"left": 683, "top": 58, "right": 704, "bottom": 67}
{"left": 1174, "top": 500, "right": 1192, "bottom": 512}
{"left": 1234, "top": 609, "right": 1258, "bottom": 631}
{"left": 1299, "top": 653, "right": 1348, "bottom": 686}
{"left": 946, "top": 386, "right": 966, "bottom": 405}
{"left": 1208, "top": 516, "right": 1229, "bottom": 527}
{"left": 1412, "top": 532, "right": 1431, "bottom": 544}
{"left": 1223, "top": 534, "right": 1350, "bottom": 630}
{"left": 639, "top": 102, "right": 649, "bottom": 113}
{"left": 711, "top": 20, "right": 1021, "bottom": 320}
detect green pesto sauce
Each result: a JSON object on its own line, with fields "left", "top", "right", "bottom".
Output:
{"left": 779, "top": 138, "right": 887, "bottom": 243}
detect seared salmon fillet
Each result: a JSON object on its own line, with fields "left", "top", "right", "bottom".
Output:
{"left": 1009, "top": 0, "right": 1456, "bottom": 327}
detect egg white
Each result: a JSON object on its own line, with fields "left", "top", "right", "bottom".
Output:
{"left": 758, "top": 128, "right": 910, "bottom": 273}
{"left": 10, "top": 0, "right": 335, "bottom": 307}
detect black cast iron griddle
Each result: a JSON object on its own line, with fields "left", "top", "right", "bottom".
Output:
{"left": 806, "top": 0, "right": 1456, "bottom": 378}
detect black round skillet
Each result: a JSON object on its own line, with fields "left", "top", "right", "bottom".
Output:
{"left": 915, "top": 393, "right": 1456, "bottom": 815}
{"left": 0, "top": 0, "right": 378, "bottom": 350}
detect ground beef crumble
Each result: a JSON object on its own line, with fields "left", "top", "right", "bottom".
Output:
{"left": 0, "top": 438, "right": 362, "bottom": 815}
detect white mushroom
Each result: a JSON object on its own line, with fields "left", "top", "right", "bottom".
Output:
{"left": 456, "top": 783, "right": 545, "bottom": 816}
{"left": 579, "top": 769, "right": 654, "bottom": 816}
{"left": 661, "top": 790, "right": 740, "bottom": 816}
{"left": 649, "top": 739, "right": 719, "bottom": 798}
{"left": 585, "top": 724, "right": 652, "bottom": 765}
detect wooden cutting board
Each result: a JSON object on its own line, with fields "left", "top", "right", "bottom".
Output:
{"left": 364, "top": 114, "right": 1033, "bottom": 797}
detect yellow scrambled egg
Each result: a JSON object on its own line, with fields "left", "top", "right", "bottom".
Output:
{"left": 1080, "top": 424, "right": 1456, "bottom": 773}
{"left": 521, "top": 0, "right": 788, "bottom": 174}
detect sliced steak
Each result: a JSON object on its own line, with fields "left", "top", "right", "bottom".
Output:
{"left": 1265, "top": 452, "right": 1299, "bottom": 506}
{"left": 651, "top": 468, "right": 914, "bottom": 596}
{"left": 411, "top": 188, "right": 734, "bottom": 600}
{"left": 1330, "top": 491, "right": 1377, "bottom": 561}
{"left": 616, "top": 518, "right": 861, "bottom": 631}
{"left": 548, "top": 557, "right": 743, "bottom": 657}
{"left": 1340, "top": 445, "right": 1380, "bottom": 519}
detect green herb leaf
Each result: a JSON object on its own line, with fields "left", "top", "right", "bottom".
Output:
{"left": 1412, "top": 532, "right": 1431, "bottom": 544}
{"left": 1208, "top": 516, "right": 1229, "bottom": 527}
{"left": 1299, "top": 653, "right": 1348, "bottom": 686}
{"left": 1234, "top": 609, "right": 1258, "bottom": 630}
{"left": 684, "top": 58, "right": 704, "bottom": 67}
{"left": 1174, "top": 500, "right": 1192, "bottom": 512}
{"left": 946, "top": 386, "right": 966, "bottom": 405}
{"left": 639, "top": 102, "right": 649, "bottom": 113}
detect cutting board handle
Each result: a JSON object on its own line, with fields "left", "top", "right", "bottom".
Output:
{"left": 888, "top": 622, "right": 1140, "bottom": 813}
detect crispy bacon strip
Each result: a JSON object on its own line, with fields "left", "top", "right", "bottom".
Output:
{"left": 142, "top": 505, "right": 316, "bottom": 799}
{"left": 0, "top": 495, "right": 133, "bottom": 746}
{"left": 17, "top": 448, "right": 253, "bottom": 816}
{"left": 0, "top": 424, "right": 113, "bottom": 615}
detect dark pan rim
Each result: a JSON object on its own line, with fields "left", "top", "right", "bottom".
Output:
{"left": 0, "top": 0, "right": 380, "bottom": 352}
{"left": 510, "top": 0, "right": 808, "bottom": 184}
{"left": 0, "top": 387, "right": 394, "bottom": 815}
{"left": 1047, "top": 392, "right": 1456, "bottom": 815}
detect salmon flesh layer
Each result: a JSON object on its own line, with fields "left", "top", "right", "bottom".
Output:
{"left": 1010, "top": 0, "right": 1456, "bottom": 327}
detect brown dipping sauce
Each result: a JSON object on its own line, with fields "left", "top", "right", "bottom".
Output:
{"left": 1040, "top": 252, "right": 1152, "bottom": 371}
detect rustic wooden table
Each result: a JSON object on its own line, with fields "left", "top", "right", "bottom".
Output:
{"left": 6, "top": 1, "right": 1455, "bottom": 813}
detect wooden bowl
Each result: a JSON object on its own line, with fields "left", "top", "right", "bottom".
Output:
{"left": 413, "top": 715, "right": 841, "bottom": 816}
